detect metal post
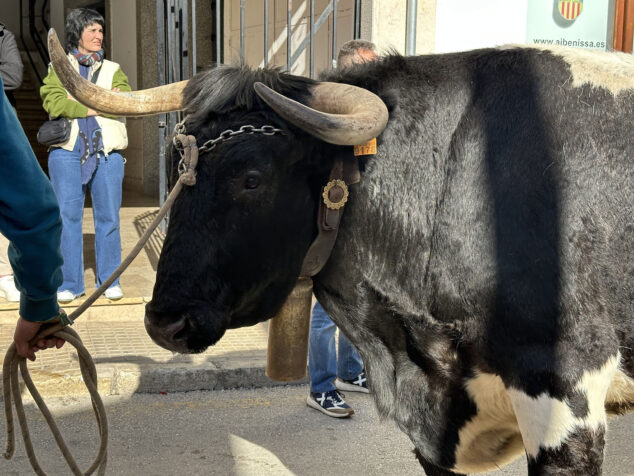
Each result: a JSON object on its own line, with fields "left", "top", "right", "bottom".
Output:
{"left": 331, "top": 0, "right": 337, "bottom": 69}
{"left": 191, "top": 0, "right": 196, "bottom": 74}
{"left": 240, "top": 0, "right": 245, "bottom": 63}
{"left": 180, "top": 0, "right": 189, "bottom": 80}
{"left": 406, "top": 0, "right": 417, "bottom": 55}
{"left": 215, "top": 0, "right": 222, "bottom": 63}
{"left": 167, "top": 0, "right": 175, "bottom": 84}
{"left": 264, "top": 0, "right": 269, "bottom": 67}
{"left": 287, "top": 0, "right": 292, "bottom": 72}
{"left": 156, "top": 0, "right": 167, "bottom": 227}
{"left": 167, "top": 0, "right": 178, "bottom": 182}
{"left": 354, "top": 0, "right": 361, "bottom": 39}
{"left": 309, "top": 0, "right": 314, "bottom": 78}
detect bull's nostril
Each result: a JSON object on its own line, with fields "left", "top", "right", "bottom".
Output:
{"left": 161, "top": 316, "right": 187, "bottom": 339}
{"left": 145, "top": 307, "right": 214, "bottom": 354}
{"left": 171, "top": 314, "right": 193, "bottom": 342}
{"left": 144, "top": 311, "right": 190, "bottom": 350}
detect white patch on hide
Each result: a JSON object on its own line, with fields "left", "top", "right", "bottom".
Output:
{"left": 606, "top": 369, "right": 634, "bottom": 410}
{"left": 508, "top": 354, "right": 619, "bottom": 458}
{"left": 500, "top": 44, "right": 634, "bottom": 96}
{"left": 453, "top": 372, "right": 524, "bottom": 474}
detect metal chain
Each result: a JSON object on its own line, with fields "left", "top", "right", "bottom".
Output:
{"left": 172, "top": 123, "right": 284, "bottom": 181}
{"left": 173, "top": 123, "right": 284, "bottom": 157}
{"left": 199, "top": 125, "right": 284, "bottom": 154}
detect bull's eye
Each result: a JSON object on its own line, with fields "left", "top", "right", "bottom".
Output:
{"left": 244, "top": 172, "right": 261, "bottom": 190}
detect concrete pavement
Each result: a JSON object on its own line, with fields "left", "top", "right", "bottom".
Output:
{"left": 0, "top": 192, "right": 305, "bottom": 400}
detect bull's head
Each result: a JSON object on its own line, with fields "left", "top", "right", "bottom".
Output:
{"left": 48, "top": 29, "right": 388, "bottom": 353}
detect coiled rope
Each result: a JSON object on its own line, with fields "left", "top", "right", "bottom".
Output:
{"left": 2, "top": 134, "right": 199, "bottom": 475}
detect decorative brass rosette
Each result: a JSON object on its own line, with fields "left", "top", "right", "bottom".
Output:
{"left": 322, "top": 179, "right": 349, "bottom": 210}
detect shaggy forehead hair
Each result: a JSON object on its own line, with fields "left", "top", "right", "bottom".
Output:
{"left": 182, "top": 64, "right": 316, "bottom": 120}
{"left": 64, "top": 8, "right": 104, "bottom": 53}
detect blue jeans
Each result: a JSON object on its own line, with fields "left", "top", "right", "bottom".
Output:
{"left": 48, "top": 141, "right": 124, "bottom": 295}
{"left": 308, "top": 301, "right": 363, "bottom": 393}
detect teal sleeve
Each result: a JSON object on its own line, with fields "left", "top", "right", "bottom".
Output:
{"left": 0, "top": 77, "right": 63, "bottom": 322}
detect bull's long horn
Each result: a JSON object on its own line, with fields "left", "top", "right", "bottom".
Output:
{"left": 47, "top": 28, "right": 186, "bottom": 116}
{"left": 253, "top": 81, "right": 388, "bottom": 146}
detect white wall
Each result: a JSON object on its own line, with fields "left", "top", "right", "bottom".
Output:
{"left": 435, "top": 0, "right": 616, "bottom": 53}
{"left": 435, "top": 0, "right": 529, "bottom": 53}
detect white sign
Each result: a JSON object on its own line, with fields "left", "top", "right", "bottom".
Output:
{"left": 525, "top": 0, "right": 612, "bottom": 50}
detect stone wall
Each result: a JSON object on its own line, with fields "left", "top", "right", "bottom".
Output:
{"left": 360, "top": 0, "right": 436, "bottom": 55}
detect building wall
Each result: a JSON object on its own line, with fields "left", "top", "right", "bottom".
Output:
{"left": 195, "top": 0, "right": 214, "bottom": 73}
{"left": 360, "top": 0, "right": 436, "bottom": 54}
{"left": 32, "top": 1, "right": 629, "bottom": 198}
{"left": 223, "top": 0, "right": 355, "bottom": 76}
{"left": 108, "top": 0, "right": 143, "bottom": 193}
{"left": 137, "top": 0, "right": 160, "bottom": 197}
{"left": 2, "top": 1, "right": 22, "bottom": 34}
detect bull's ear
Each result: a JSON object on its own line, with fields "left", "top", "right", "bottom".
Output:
{"left": 47, "top": 28, "right": 187, "bottom": 116}
{"left": 253, "top": 81, "right": 388, "bottom": 146}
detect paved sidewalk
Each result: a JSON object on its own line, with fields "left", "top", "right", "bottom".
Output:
{"left": 0, "top": 305, "right": 283, "bottom": 398}
{"left": 0, "top": 192, "right": 306, "bottom": 400}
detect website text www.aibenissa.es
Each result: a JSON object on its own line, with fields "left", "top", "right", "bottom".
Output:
{"left": 532, "top": 38, "right": 607, "bottom": 49}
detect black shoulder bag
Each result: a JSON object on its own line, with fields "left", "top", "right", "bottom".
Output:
{"left": 37, "top": 66, "right": 102, "bottom": 147}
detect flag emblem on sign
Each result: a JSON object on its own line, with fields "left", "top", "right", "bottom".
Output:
{"left": 558, "top": 0, "right": 583, "bottom": 21}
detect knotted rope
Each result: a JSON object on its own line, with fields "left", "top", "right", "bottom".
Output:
{"left": 2, "top": 134, "right": 199, "bottom": 475}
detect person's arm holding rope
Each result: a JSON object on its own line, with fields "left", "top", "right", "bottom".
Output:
{"left": 0, "top": 76, "right": 65, "bottom": 361}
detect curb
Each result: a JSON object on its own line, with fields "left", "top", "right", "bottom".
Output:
{"left": 0, "top": 300, "right": 310, "bottom": 400}
{"left": 8, "top": 359, "right": 308, "bottom": 402}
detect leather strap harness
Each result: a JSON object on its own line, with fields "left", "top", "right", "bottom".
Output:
{"left": 300, "top": 157, "right": 360, "bottom": 277}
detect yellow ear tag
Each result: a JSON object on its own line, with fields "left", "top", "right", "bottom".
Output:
{"left": 354, "top": 138, "right": 377, "bottom": 156}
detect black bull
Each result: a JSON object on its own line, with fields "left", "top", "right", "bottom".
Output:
{"left": 54, "top": 44, "right": 633, "bottom": 475}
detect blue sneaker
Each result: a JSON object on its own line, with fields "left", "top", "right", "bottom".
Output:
{"left": 306, "top": 390, "right": 354, "bottom": 418}
{"left": 335, "top": 371, "right": 370, "bottom": 394}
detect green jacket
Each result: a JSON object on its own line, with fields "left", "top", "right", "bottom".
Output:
{"left": 40, "top": 56, "right": 131, "bottom": 153}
